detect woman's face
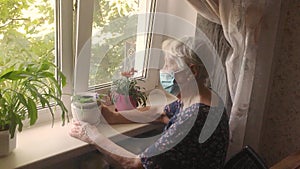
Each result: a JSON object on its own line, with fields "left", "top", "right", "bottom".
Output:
{"left": 160, "top": 55, "right": 181, "bottom": 73}
{"left": 161, "top": 55, "right": 197, "bottom": 85}
{"left": 160, "top": 55, "right": 191, "bottom": 85}
{"left": 159, "top": 55, "right": 183, "bottom": 96}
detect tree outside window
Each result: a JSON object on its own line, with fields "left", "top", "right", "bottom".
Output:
{"left": 0, "top": 0, "right": 55, "bottom": 71}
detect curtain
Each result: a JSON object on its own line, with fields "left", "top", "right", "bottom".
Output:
{"left": 186, "top": 0, "right": 266, "bottom": 157}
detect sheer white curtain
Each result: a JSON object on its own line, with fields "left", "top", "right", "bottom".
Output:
{"left": 187, "top": 0, "right": 266, "bottom": 156}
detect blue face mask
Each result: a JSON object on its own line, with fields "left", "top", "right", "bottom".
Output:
{"left": 160, "top": 72, "right": 180, "bottom": 96}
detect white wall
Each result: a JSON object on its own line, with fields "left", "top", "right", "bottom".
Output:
{"left": 259, "top": 0, "right": 300, "bottom": 165}
{"left": 157, "top": 0, "right": 197, "bottom": 37}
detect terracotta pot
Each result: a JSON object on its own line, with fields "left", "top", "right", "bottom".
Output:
{"left": 0, "top": 130, "right": 16, "bottom": 156}
{"left": 113, "top": 94, "right": 137, "bottom": 111}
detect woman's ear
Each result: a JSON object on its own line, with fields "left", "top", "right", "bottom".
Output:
{"left": 189, "top": 64, "right": 200, "bottom": 77}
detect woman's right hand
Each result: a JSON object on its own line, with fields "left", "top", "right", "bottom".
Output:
{"left": 69, "top": 120, "right": 98, "bottom": 144}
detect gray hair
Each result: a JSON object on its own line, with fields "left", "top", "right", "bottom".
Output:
{"left": 162, "top": 37, "right": 209, "bottom": 81}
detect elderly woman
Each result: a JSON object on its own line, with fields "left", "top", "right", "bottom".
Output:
{"left": 70, "top": 37, "right": 229, "bottom": 169}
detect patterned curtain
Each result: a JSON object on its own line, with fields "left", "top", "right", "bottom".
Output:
{"left": 186, "top": 0, "right": 266, "bottom": 157}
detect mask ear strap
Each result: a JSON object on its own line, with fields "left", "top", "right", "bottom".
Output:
{"left": 173, "top": 78, "right": 177, "bottom": 84}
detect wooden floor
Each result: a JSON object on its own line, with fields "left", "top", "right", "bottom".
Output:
{"left": 271, "top": 151, "right": 300, "bottom": 169}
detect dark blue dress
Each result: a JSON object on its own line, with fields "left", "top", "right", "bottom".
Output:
{"left": 139, "top": 100, "right": 229, "bottom": 169}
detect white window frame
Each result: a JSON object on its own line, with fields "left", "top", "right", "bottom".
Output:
{"left": 74, "top": 0, "right": 162, "bottom": 94}
{"left": 36, "top": 0, "right": 74, "bottom": 125}
{"left": 32, "top": 0, "right": 197, "bottom": 124}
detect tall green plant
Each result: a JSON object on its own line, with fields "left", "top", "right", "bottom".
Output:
{"left": 0, "top": 60, "right": 68, "bottom": 138}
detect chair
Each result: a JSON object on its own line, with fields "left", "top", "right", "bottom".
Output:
{"left": 224, "top": 145, "right": 268, "bottom": 169}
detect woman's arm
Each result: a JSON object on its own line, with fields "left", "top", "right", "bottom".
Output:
{"left": 93, "top": 135, "right": 143, "bottom": 169}
{"left": 70, "top": 121, "right": 144, "bottom": 169}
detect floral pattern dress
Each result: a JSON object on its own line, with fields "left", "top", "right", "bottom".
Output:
{"left": 139, "top": 100, "right": 229, "bottom": 169}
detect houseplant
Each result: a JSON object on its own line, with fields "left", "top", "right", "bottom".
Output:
{"left": 110, "top": 76, "right": 147, "bottom": 111}
{"left": 0, "top": 60, "right": 68, "bottom": 156}
{"left": 71, "top": 92, "right": 103, "bottom": 125}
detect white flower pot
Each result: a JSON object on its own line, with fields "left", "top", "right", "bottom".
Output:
{"left": 71, "top": 92, "right": 101, "bottom": 125}
{"left": 71, "top": 102, "right": 101, "bottom": 125}
{"left": 0, "top": 130, "right": 16, "bottom": 156}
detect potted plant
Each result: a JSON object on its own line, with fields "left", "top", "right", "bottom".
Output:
{"left": 110, "top": 77, "right": 147, "bottom": 111}
{"left": 71, "top": 92, "right": 103, "bottom": 125}
{"left": 0, "top": 60, "right": 68, "bottom": 156}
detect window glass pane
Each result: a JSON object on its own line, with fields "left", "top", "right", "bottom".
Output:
{"left": 0, "top": 0, "right": 56, "bottom": 70}
{"left": 89, "top": 0, "right": 152, "bottom": 87}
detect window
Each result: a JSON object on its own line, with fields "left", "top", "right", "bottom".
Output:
{"left": 74, "top": 0, "right": 157, "bottom": 92}
{"left": 0, "top": 0, "right": 74, "bottom": 124}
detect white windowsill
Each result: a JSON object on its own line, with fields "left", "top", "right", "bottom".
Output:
{"left": 0, "top": 120, "right": 159, "bottom": 169}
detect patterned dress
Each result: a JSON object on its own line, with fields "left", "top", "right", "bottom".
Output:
{"left": 139, "top": 100, "right": 229, "bottom": 169}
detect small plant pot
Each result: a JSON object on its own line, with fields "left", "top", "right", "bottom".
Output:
{"left": 71, "top": 92, "right": 101, "bottom": 125}
{"left": 0, "top": 130, "right": 16, "bottom": 157}
{"left": 113, "top": 94, "right": 137, "bottom": 111}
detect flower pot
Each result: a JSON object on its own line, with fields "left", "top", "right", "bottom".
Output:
{"left": 71, "top": 92, "right": 101, "bottom": 125}
{"left": 0, "top": 130, "right": 16, "bottom": 156}
{"left": 113, "top": 94, "right": 137, "bottom": 111}
{"left": 71, "top": 102, "right": 101, "bottom": 125}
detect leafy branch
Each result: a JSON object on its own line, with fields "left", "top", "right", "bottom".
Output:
{"left": 0, "top": 18, "right": 29, "bottom": 29}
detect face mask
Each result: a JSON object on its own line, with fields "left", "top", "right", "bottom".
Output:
{"left": 160, "top": 72, "right": 180, "bottom": 96}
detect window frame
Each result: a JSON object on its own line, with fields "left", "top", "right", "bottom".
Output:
{"left": 74, "top": 0, "right": 161, "bottom": 94}
{"left": 34, "top": 0, "right": 74, "bottom": 125}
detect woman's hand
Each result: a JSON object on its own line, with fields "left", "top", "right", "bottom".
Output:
{"left": 121, "top": 68, "right": 137, "bottom": 77}
{"left": 69, "top": 120, "right": 100, "bottom": 144}
{"left": 153, "top": 111, "right": 170, "bottom": 124}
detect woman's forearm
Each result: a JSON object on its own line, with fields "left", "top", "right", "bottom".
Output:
{"left": 92, "top": 135, "right": 143, "bottom": 169}
{"left": 71, "top": 121, "right": 143, "bottom": 168}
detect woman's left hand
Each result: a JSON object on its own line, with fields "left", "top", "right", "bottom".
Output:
{"left": 69, "top": 120, "right": 99, "bottom": 144}
{"left": 121, "top": 68, "right": 137, "bottom": 77}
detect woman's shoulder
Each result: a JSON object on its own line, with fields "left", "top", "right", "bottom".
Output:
{"left": 183, "top": 101, "right": 228, "bottom": 126}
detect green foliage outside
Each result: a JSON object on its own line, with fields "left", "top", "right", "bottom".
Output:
{"left": 0, "top": 0, "right": 145, "bottom": 87}
{"left": 0, "top": 0, "right": 55, "bottom": 70}
{"left": 89, "top": 0, "right": 140, "bottom": 86}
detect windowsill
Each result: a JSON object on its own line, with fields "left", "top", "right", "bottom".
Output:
{"left": 0, "top": 87, "right": 175, "bottom": 169}
{"left": 0, "top": 120, "right": 159, "bottom": 169}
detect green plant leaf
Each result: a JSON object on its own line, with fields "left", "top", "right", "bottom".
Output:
{"left": 1, "top": 70, "right": 31, "bottom": 80}
{"left": 16, "top": 93, "right": 27, "bottom": 107}
{"left": 38, "top": 94, "right": 48, "bottom": 108}
{"left": 0, "top": 0, "right": 68, "bottom": 137}
{"left": 58, "top": 71, "right": 67, "bottom": 87}
{"left": 9, "top": 117, "right": 17, "bottom": 139}
{"left": 38, "top": 71, "right": 54, "bottom": 78}
{"left": 17, "top": 116, "right": 23, "bottom": 132}
{"left": 0, "top": 67, "right": 14, "bottom": 79}
{"left": 27, "top": 98, "right": 37, "bottom": 125}
{"left": 111, "top": 77, "right": 147, "bottom": 108}
{"left": 38, "top": 62, "right": 50, "bottom": 71}
{"left": 26, "top": 83, "right": 38, "bottom": 99}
